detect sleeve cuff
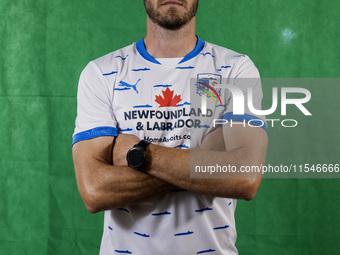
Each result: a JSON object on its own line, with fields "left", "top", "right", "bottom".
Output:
{"left": 72, "top": 126, "right": 119, "bottom": 146}
{"left": 222, "top": 112, "right": 268, "bottom": 134}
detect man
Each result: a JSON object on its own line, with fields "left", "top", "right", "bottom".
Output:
{"left": 72, "top": 0, "right": 268, "bottom": 254}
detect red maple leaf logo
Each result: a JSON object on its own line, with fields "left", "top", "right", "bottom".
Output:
{"left": 155, "top": 88, "right": 182, "bottom": 107}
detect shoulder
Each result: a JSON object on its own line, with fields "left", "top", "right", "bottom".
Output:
{"left": 78, "top": 43, "right": 136, "bottom": 89}
{"left": 203, "top": 41, "right": 259, "bottom": 78}
{"left": 87, "top": 42, "right": 136, "bottom": 75}
{"left": 204, "top": 41, "right": 254, "bottom": 64}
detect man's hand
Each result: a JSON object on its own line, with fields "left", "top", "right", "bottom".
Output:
{"left": 113, "top": 134, "right": 140, "bottom": 166}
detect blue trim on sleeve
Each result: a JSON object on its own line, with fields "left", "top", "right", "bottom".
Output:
{"left": 136, "top": 38, "right": 162, "bottom": 65}
{"left": 136, "top": 36, "right": 205, "bottom": 65}
{"left": 223, "top": 112, "right": 268, "bottom": 134}
{"left": 178, "top": 36, "right": 205, "bottom": 64}
{"left": 72, "top": 126, "right": 119, "bottom": 146}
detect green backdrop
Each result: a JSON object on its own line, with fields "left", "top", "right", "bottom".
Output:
{"left": 1, "top": 0, "right": 339, "bottom": 254}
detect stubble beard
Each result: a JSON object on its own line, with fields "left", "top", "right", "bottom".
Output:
{"left": 144, "top": 0, "right": 199, "bottom": 31}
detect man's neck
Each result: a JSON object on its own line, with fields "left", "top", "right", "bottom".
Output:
{"left": 144, "top": 17, "right": 197, "bottom": 59}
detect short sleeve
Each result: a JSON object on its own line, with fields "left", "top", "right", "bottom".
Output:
{"left": 223, "top": 56, "right": 268, "bottom": 133}
{"left": 72, "top": 61, "right": 118, "bottom": 145}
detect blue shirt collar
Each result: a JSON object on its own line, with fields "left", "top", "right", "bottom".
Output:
{"left": 136, "top": 36, "right": 205, "bottom": 65}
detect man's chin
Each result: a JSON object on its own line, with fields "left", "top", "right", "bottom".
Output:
{"left": 163, "top": 24, "right": 187, "bottom": 31}
{"left": 162, "top": 7, "right": 183, "bottom": 17}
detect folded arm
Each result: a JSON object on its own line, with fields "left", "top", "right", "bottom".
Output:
{"left": 114, "top": 124, "right": 268, "bottom": 201}
{"left": 72, "top": 136, "right": 176, "bottom": 213}
{"left": 73, "top": 123, "right": 267, "bottom": 213}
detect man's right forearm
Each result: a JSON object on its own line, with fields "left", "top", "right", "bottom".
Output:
{"left": 73, "top": 138, "right": 175, "bottom": 214}
{"left": 75, "top": 162, "right": 175, "bottom": 213}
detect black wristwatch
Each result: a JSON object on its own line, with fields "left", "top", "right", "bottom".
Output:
{"left": 126, "top": 140, "right": 151, "bottom": 170}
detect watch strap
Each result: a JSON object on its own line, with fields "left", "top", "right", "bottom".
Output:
{"left": 136, "top": 140, "right": 151, "bottom": 151}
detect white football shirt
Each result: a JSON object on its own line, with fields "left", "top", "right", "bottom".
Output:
{"left": 73, "top": 36, "right": 267, "bottom": 255}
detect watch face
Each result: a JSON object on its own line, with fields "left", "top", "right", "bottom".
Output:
{"left": 127, "top": 147, "right": 145, "bottom": 168}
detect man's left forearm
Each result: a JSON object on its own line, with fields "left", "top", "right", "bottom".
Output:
{"left": 142, "top": 144, "right": 265, "bottom": 200}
